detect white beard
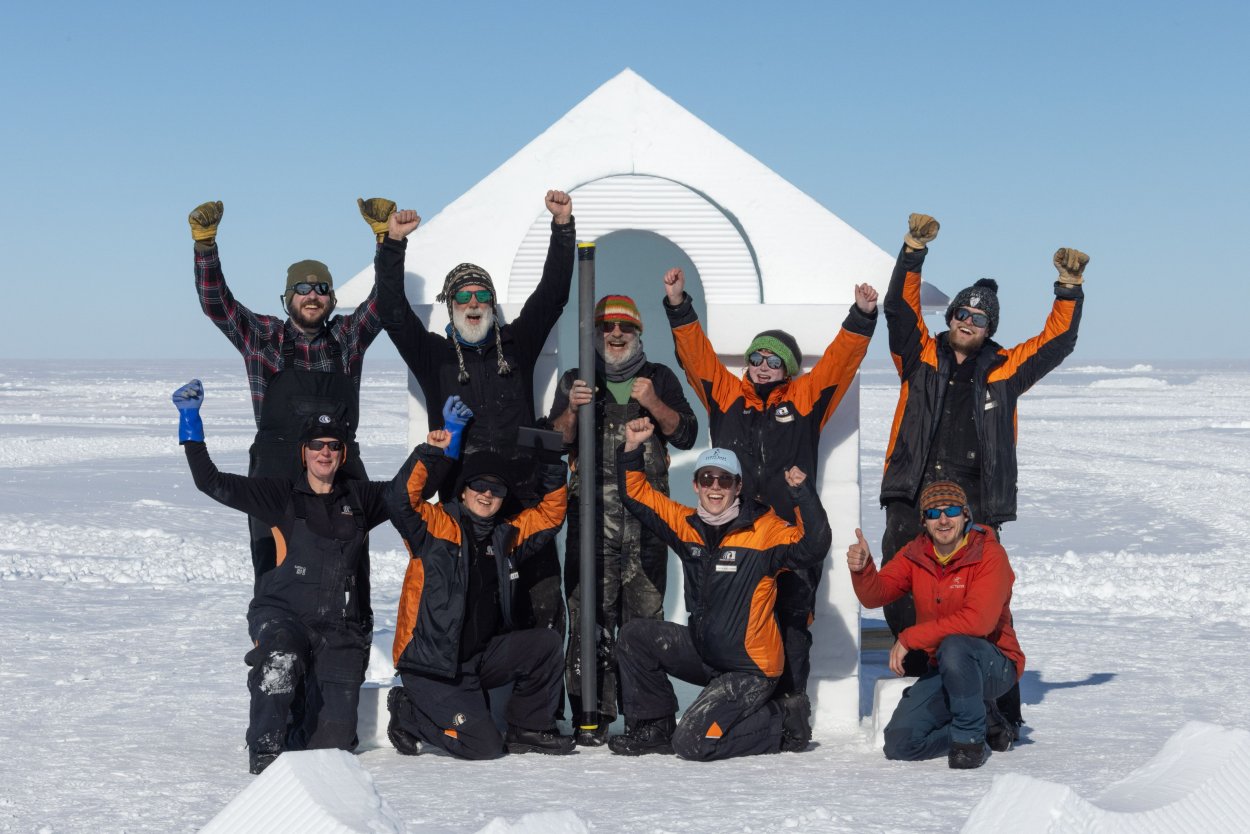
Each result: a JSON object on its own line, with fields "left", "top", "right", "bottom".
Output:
{"left": 602, "top": 337, "right": 642, "bottom": 371}
{"left": 453, "top": 305, "right": 495, "bottom": 344}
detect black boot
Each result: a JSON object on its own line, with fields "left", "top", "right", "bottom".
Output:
{"left": 505, "top": 726, "right": 577, "bottom": 755}
{"left": 984, "top": 699, "right": 1016, "bottom": 753}
{"left": 248, "top": 749, "right": 279, "bottom": 775}
{"left": 778, "top": 693, "right": 812, "bottom": 753}
{"left": 608, "top": 715, "right": 676, "bottom": 756}
{"left": 386, "top": 688, "right": 422, "bottom": 756}
{"left": 575, "top": 713, "right": 611, "bottom": 747}
{"left": 949, "top": 740, "right": 990, "bottom": 769}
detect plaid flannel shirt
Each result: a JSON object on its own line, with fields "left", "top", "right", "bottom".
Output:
{"left": 195, "top": 244, "right": 382, "bottom": 425}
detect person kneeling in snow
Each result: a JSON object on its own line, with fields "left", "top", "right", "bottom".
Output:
{"left": 385, "top": 397, "right": 575, "bottom": 759}
{"left": 609, "top": 418, "right": 831, "bottom": 760}
{"left": 846, "top": 480, "right": 1024, "bottom": 769}
{"left": 173, "top": 380, "right": 393, "bottom": 775}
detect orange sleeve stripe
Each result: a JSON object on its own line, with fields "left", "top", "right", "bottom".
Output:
{"left": 625, "top": 470, "right": 700, "bottom": 543}
{"left": 987, "top": 298, "right": 1077, "bottom": 383}
{"left": 672, "top": 320, "right": 756, "bottom": 413}
{"left": 392, "top": 548, "right": 424, "bottom": 666}
{"left": 903, "top": 270, "right": 926, "bottom": 323}
{"left": 513, "top": 484, "right": 568, "bottom": 544}
{"left": 744, "top": 574, "right": 783, "bottom": 678}
{"left": 883, "top": 379, "right": 909, "bottom": 471}
{"left": 272, "top": 527, "right": 287, "bottom": 568}
{"left": 789, "top": 326, "right": 872, "bottom": 422}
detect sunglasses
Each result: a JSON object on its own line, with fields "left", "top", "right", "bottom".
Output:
{"left": 696, "top": 471, "right": 739, "bottom": 489}
{"left": 291, "top": 282, "right": 332, "bottom": 297}
{"left": 953, "top": 308, "right": 990, "bottom": 329}
{"left": 453, "top": 289, "right": 494, "bottom": 304}
{"left": 305, "top": 440, "right": 345, "bottom": 452}
{"left": 600, "top": 321, "right": 639, "bottom": 335}
{"left": 466, "top": 477, "right": 508, "bottom": 498}
{"left": 748, "top": 351, "right": 785, "bottom": 370}
{"left": 922, "top": 505, "right": 964, "bottom": 520}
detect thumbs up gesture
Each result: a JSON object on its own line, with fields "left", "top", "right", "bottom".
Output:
{"left": 847, "top": 528, "right": 873, "bottom": 573}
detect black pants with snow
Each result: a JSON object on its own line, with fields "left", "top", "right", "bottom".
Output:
{"left": 616, "top": 619, "right": 782, "bottom": 761}
{"left": 391, "top": 629, "right": 564, "bottom": 761}
{"left": 774, "top": 565, "right": 822, "bottom": 697}
{"left": 245, "top": 616, "right": 368, "bottom": 757}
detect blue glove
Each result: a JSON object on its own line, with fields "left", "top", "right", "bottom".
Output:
{"left": 172, "top": 379, "right": 205, "bottom": 444}
{"left": 441, "top": 395, "right": 474, "bottom": 459}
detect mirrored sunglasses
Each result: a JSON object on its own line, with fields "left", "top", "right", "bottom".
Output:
{"left": 466, "top": 477, "right": 508, "bottom": 498}
{"left": 291, "top": 281, "right": 332, "bottom": 297}
{"left": 953, "top": 308, "right": 990, "bottom": 329}
{"left": 748, "top": 351, "right": 785, "bottom": 370}
{"left": 305, "top": 439, "right": 345, "bottom": 452}
{"left": 696, "top": 471, "right": 739, "bottom": 489}
{"left": 453, "top": 289, "right": 494, "bottom": 304}
{"left": 922, "top": 505, "right": 964, "bottom": 520}
{"left": 600, "top": 320, "right": 639, "bottom": 334}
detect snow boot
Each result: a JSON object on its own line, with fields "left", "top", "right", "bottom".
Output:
{"left": 778, "top": 693, "right": 813, "bottom": 753}
{"left": 984, "top": 699, "right": 1016, "bottom": 753}
{"left": 608, "top": 715, "right": 676, "bottom": 756}
{"left": 949, "top": 740, "right": 990, "bottom": 769}
{"left": 505, "top": 726, "right": 577, "bottom": 755}
{"left": 575, "top": 713, "right": 611, "bottom": 747}
{"left": 386, "top": 687, "right": 422, "bottom": 756}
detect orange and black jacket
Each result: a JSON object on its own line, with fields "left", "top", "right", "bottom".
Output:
{"left": 850, "top": 525, "right": 1025, "bottom": 680}
{"left": 881, "top": 246, "right": 1083, "bottom": 525}
{"left": 617, "top": 444, "right": 832, "bottom": 678}
{"left": 387, "top": 444, "right": 567, "bottom": 678}
{"left": 665, "top": 292, "right": 875, "bottom": 523}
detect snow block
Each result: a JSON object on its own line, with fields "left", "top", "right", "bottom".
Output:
{"left": 475, "top": 809, "right": 590, "bottom": 834}
{"left": 357, "top": 680, "right": 396, "bottom": 750}
{"left": 870, "top": 675, "right": 917, "bottom": 750}
{"left": 962, "top": 721, "right": 1250, "bottom": 833}
{"left": 201, "top": 749, "right": 405, "bottom": 834}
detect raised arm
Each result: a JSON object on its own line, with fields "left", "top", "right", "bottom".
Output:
{"left": 616, "top": 418, "right": 699, "bottom": 557}
{"left": 663, "top": 268, "right": 745, "bottom": 416}
{"left": 509, "top": 190, "right": 576, "bottom": 361}
{"left": 996, "top": 247, "right": 1087, "bottom": 397}
{"left": 189, "top": 200, "right": 281, "bottom": 354}
{"left": 884, "top": 213, "right": 939, "bottom": 382}
{"left": 776, "top": 467, "right": 832, "bottom": 572}
{"left": 376, "top": 206, "right": 443, "bottom": 377}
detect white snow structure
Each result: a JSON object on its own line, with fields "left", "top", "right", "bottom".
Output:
{"left": 962, "top": 722, "right": 1250, "bottom": 833}
{"left": 201, "top": 749, "right": 404, "bottom": 834}
{"left": 339, "top": 68, "right": 912, "bottom": 731}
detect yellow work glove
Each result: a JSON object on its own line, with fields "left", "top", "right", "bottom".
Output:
{"left": 1054, "top": 247, "right": 1089, "bottom": 286}
{"left": 904, "top": 213, "right": 940, "bottom": 251}
{"left": 188, "top": 201, "right": 223, "bottom": 248}
{"left": 358, "top": 197, "right": 397, "bottom": 243}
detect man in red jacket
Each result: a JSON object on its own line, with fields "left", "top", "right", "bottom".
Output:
{"left": 846, "top": 481, "right": 1023, "bottom": 769}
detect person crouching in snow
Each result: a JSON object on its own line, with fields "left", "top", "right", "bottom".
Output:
{"left": 385, "top": 396, "right": 575, "bottom": 759}
{"left": 609, "top": 418, "right": 832, "bottom": 760}
{"left": 846, "top": 480, "right": 1023, "bottom": 769}
{"left": 173, "top": 380, "right": 392, "bottom": 775}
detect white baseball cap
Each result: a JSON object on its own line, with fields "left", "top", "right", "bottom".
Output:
{"left": 694, "top": 447, "right": 741, "bottom": 478}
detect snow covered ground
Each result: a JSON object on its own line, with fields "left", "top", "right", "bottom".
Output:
{"left": 2, "top": 358, "right": 1249, "bottom": 832}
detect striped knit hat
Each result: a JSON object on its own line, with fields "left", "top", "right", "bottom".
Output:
{"left": 595, "top": 294, "right": 643, "bottom": 332}
{"left": 919, "top": 480, "right": 970, "bottom": 514}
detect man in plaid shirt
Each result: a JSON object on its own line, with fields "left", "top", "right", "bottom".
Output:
{"left": 188, "top": 199, "right": 420, "bottom": 614}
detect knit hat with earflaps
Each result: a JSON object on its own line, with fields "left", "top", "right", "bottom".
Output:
{"left": 436, "top": 263, "right": 510, "bottom": 383}
{"left": 745, "top": 330, "right": 801, "bottom": 378}
{"left": 945, "top": 278, "right": 1000, "bottom": 337}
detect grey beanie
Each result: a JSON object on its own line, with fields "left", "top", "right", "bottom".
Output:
{"left": 945, "top": 278, "right": 1000, "bottom": 337}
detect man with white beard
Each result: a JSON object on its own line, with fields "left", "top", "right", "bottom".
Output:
{"left": 376, "top": 190, "right": 576, "bottom": 639}
{"left": 547, "top": 295, "right": 697, "bottom": 745}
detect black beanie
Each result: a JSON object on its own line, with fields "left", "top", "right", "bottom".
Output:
{"left": 945, "top": 278, "right": 1000, "bottom": 337}
{"left": 300, "top": 412, "right": 349, "bottom": 444}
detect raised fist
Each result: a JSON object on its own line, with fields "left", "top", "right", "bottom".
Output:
{"left": 904, "top": 213, "right": 940, "bottom": 251}
{"left": 663, "top": 267, "right": 685, "bottom": 305}
{"left": 1053, "top": 247, "right": 1089, "bottom": 286}
{"left": 623, "top": 416, "right": 655, "bottom": 451}
{"left": 426, "top": 428, "right": 451, "bottom": 450}
{"left": 854, "top": 283, "right": 879, "bottom": 315}
{"left": 783, "top": 466, "right": 807, "bottom": 488}
{"left": 545, "top": 190, "right": 572, "bottom": 224}
{"left": 358, "top": 197, "right": 397, "bottom": 240}
{"left": 188, "top": 201, "right": 223, "bottom": 245}
{"left": 388, "top": 209, "right": 421, "bottom": 241}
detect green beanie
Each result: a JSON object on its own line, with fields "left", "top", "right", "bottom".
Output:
{"left": 745, "top": 329, "right": 801, "bottom": 377}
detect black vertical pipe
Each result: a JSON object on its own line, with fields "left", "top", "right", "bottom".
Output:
{"left": 575, "top": 241, "right": 598, "bottom": 732}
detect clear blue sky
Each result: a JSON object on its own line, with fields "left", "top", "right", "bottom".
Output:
{"left": 2, "top": 1, "right": 1246, "bottom": 362}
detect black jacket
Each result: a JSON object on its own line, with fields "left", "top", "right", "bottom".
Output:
{"left": 387, "top": 444, "right": 568, "bottom": 678}
{"left": 376, "top": 221, "right": 576, "bottom": 459}
{"left": 880, "top": 245, "right": 1083, "bottom": 525}
{"left": 184, "top": 442, "right": 390, "bottom": 631}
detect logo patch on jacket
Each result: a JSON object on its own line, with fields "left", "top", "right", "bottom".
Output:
{"left": 984, "top": 390, "right": 997, "bottom": 411}
{"left": 340, "top": 504, "right": 354, "bottom": 516}
{"left": 295, "top": 565, "right": 307, "bottom": 576}
{"left": 773, "top": 405, "right": 795, "bottom": 424}
{"left": 716, "top": 550, "right": 738, "bottom": 572}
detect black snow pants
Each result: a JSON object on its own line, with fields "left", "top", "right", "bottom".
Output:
{"left": 616, "top": 619, "right": 782, "bottom": 761}
{"left": 390, "top": 628, "right": 564, "bottom": 760}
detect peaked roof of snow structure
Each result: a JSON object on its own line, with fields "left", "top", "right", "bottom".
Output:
{"left": 337, "top": 68, "right": 934, "bottom": 309}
